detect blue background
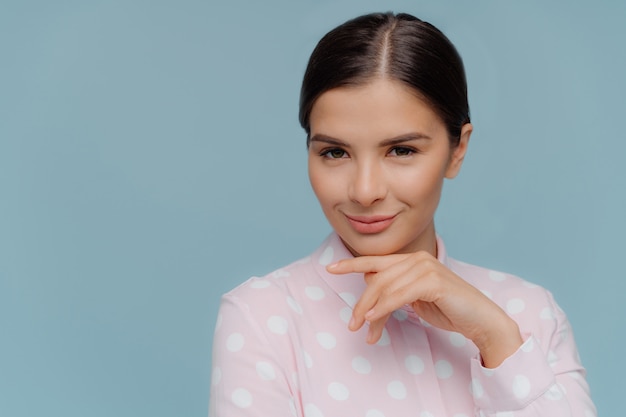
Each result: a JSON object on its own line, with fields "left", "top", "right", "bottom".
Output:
{"left": 1, "top": 0, "right": 623, "bottom": 415}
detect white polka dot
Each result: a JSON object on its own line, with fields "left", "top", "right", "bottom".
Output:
{"left": 480, "top": 289, "right": 493, "bottom": 299}
{"left": 317, "top": 332, "right": 337, "bottom": 349}
{"left": 393, "top": 309, "right": 409, "bottom": 321}
{"left": 352, "top": 356, "right": 372, "bottom": 374}
{"left": 339, "top": 307, "right": 352, "bottom": 323}
{"left": 470, "top": 378, "right": 484, "bottom": 399}
{"left": 506, "top": 298, "right": 526, "bottom": 314}
{"left": 435, "top": 359, "right": 453, "bottom": 379}
{"left": 289, "top": 399, "right": 297, "bottom": 416}
{"left": 512, "top": 375, "right": 531, "bottom": 399}
{"left": 548, "top": 350, "right": 559, "bottom": 366}
{"left": 584, "top": 409, "right": 595, "bottom": 417}
{"left": 305, "top": 286, "right": 325, "bottom": 301}
{"left": 303, "top": 350, "right": 313, "bottom": 368}
{"left": 376, "top": 328, "right": 390, "bottom": 346}
{"left": 366, "top": 410, "right": 385, "bottom": 417}
{"left": 304, "top": 403, "right": 324, "bottom": 417}
{"left": 419, "top": 318, "right": 432, "bottom": 327}
{"left": 489, "top": 270, "right": 507, "bottom": 281}
{"left": 256, "top": 361, "right": 276, "bottom": 380}
{"left": 319, "top": 246, "right": 334, "bottom": 266}
{"left": 267, "top": 316, "right": 289, "bottom": 334}
{"left": 495, "top": 412, "right": 514, "bottom": 417}
{"left": 339, "top": 292, "right": 356, "bottom": 307}
{"left": 292, "top": 372, "right": 299, "bottom": 389}
{"left": 522, "top": 281, "right": 538, "bottom": 288}
{"left": 387, "top": 380, "right": 407, "bottom": 399}
{"left": 270, "top": 269, "right": 290, "bottom": 279}
{"left": 287, "top": 296, "right": 303, "bottom": 314}
{"left": 231, "top": 388, "right": 252, "bottom": 408}
{"left": 540, "top": 307, "right": 556, "bottom": 320}
{"left": 211, "top": 367, "right": 222, "bottom": 385}
{"left": 420, "top": 412, "right": 434, "bottom": 417}
{"left": 250, "top": 279, "right": 270, "bottom": 288}
{"left": 479, "top": 411, "right": 486, "bottom": 417}
{"left": 405, "top": 355, "right": 425, "bottom": 375}
{"left": 560, "top": 325, "right": 570, "bottom": 342}
{"left": 521, "top": 337, "right": 535, "bottom": 352}
{"left": 544, "top": 384, "right": 563, "bottom": 400}
{"left": 449, "top": 332, "right": 467, "bottom": 347}
{"left": 226, "top": 333, "right": 245, "bottom": 352}
{"left": 568, "top": 371, "right": 582, "bottom": 381}
{"left": 328, "top": 382, "right": 350, "bottom": 400}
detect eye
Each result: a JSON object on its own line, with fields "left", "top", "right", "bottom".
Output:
{"left": 388, "top": 146, "right": 416, "bottom": 157}
{"left": 321, "top": 148, "right": 349, "bottom": 159}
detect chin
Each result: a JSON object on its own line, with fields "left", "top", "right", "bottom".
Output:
{"left": 339, "top": 234, "right": 401, "bottom": 257}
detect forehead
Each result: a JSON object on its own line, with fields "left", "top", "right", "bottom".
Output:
{"left": 309, "top": 79, "right": 446, "bottom": 142}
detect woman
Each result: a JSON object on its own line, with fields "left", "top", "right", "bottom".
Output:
{"left": 209, "top": 12, "right": 596, "bottom": 417}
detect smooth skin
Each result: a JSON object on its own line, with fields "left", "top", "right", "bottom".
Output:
{"left": 308, "top": 78, "right": 523, "bottom": 368}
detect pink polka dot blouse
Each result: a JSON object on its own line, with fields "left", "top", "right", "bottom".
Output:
{"left": 209, "top": 234, "right": 596, "bottom": 416}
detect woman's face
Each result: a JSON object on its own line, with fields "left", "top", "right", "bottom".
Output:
{"left": 308, "top": 79, "right": 471, "bottom": 256}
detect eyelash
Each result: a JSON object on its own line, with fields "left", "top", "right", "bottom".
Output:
{"left": 320, "top": 148, "right": 349, "bottom": 159}
{"left": 319, "top": 146, "right": 418, "bottom": 159}
{"left": 388, "top": 146, "right": 417, "bottom": 157}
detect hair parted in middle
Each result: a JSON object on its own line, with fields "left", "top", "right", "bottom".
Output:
{"left": 299, "top": 12, "right": 470, "bottom": 147}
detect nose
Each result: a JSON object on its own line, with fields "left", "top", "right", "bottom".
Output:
{"left": 348, "top": 158, "right": 387, "bottom": 207}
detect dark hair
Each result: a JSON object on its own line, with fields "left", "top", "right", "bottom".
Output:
{"left": 299, "top": 12, "right": 470, "bottom": 146}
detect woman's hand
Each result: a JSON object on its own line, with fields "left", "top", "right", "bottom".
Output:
{"left": 326, "top": 251, "right": 524, "bottom": 368}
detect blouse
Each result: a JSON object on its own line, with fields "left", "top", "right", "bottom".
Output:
{"left": 209, "top": 233, "right": 596, "bottom": 417}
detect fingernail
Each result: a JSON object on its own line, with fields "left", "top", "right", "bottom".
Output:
{"left": 326, "top": 262, "right": 339, "bottom": 271}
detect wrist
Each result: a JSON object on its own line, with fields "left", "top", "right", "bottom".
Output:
{"left": 473, "top": 317, "right": 524, "bottom": 368}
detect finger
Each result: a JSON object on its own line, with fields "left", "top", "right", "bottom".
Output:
{"left": 350, "top": 256, "right": 423, "bottom": 329}
{"left": 326, "top": 254, "right": 409, "bottom": 275}
{"left": 364, "top": 259, "right": 429, "bottom": 316}
{"left": 349, "top": 287, "right": 378, "bottom": 331}
{"left": 349, "top": 251, "right": 443, "bottom": 331}
{"left": 366, "top": 314, "right": 391, "bottom": 344}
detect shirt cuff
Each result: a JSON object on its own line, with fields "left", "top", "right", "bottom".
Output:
{"left": 470, "top": 335, "right": 555, "bottom": 412}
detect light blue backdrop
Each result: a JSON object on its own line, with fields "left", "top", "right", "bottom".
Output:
{"left": 1, "top": 0, "right": 623, "bottom": 416}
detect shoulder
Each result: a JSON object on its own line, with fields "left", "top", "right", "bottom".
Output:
{"left": 436, "top": 236, "right": 551, "bottom": 305}
{"left": 448, "top": 256, "right": 565, "bottom": 335}
{"left": 223, "top": 254, "right": 318, "bottom": 306}
{"left": 449, "top": 257, "right": 553, "bottom": 305}
{"left": 222, "top": 233, "right": 347, "bottom": 309}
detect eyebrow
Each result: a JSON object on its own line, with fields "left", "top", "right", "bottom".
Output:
{"left": 309, "top": 132, "right": 432, "bottom": 147}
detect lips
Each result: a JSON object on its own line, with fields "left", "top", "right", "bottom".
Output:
{"left": 344, "top": 214, "right": 397, "bottom": 234}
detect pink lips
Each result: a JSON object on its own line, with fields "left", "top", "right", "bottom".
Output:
{"left": 345, "top": 214, "right": 397, "bottom": 234}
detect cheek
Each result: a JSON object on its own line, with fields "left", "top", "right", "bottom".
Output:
{"left": 389, "top": 163, "right": 446, "bottom": 202}
{"left": 308, "top": 160, "right": 338, "bottom": 204}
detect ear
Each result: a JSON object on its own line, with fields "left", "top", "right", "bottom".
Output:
{"left": 445, "top": 123, "right": 472, "bottom": 179}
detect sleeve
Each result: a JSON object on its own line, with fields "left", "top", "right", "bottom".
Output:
{"left": 209, "top": 293, "right": 299, "bottom": 417}
{"left": 470, "top": 292, "right": 597, "bottom": 417}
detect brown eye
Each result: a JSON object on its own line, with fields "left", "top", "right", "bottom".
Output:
{"left": 389, "top": 146, "right": 415, "bottom": 157}
{"left": 322, "top": 149, "right": 348, "bottom": 159}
